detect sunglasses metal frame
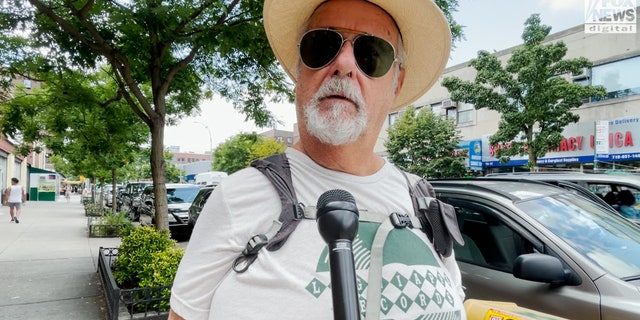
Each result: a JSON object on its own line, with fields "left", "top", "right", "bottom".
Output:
{"left": 298, "top": 27, "right": 399, "bottom": 78}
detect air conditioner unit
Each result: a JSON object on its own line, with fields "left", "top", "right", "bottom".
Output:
{"left": 442, "top": 99, "right": 457, "bottom": 109}
{"left": 571, "top": 67, "right": 591, "bottom": 79}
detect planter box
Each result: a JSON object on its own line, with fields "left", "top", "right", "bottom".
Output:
{"left": 85, "top": 205, "right": 103, "bottom": 217}
{"left": 88, "top": 217, "right": 128, "bottom": 238}
{"left": 98, "top": 247, "right": 170, "bottom": 320}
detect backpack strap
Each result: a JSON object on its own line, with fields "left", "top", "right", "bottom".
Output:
{"left": 400, "top": 170, "right": 464, "bottom": 257}
{"left": 250, "top": 153, "right": 306, "bottom": 251}
{"left": 233, "top": 153, "right": 464, "bottom": 274}
{"left": 232, "top": 153, "right": 305, "bottom": 273}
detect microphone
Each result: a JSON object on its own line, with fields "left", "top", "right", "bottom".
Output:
{"left": 316, "top": 189, "right": 361, "bottom": 320}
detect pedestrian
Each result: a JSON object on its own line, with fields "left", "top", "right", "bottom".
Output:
{"left": 65, "top": 186, "right": 71, "bottom": 203}
{"left": 169, "top": 0, "right": 464, "bottom": 319}
{"left": 4, "top": 177, "right": 26, "bottom": 224}
{"left": 81, "top": 187, "right": 88, "bottom": 204}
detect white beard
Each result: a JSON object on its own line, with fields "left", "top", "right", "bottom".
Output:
{"left": 303, "top": 78, "right": 368, "bottom": 146}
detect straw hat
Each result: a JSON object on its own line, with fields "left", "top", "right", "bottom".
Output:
{"left": 263, "top": 0, "right": 451, "bottom": 111}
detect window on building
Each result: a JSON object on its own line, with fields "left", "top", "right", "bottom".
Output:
{"left": 431, "top": 102, "right": 443, "bottom": 117}
{"left": 446, "top": 108, "right": 457, "bottom": 123}
{"left": 388, "top": 111, "right": 403, "bottom": 127}
{"left": 589, "top": 55, "right": 640, "bottom": 100}
{"left": 457, "top": 102, "right": 475, "bottom": 125}
{"left": 23, "top": 79, "right": 32, "bottom": 89}
{"left": 286, "top": 137, "right": 293, "bottom": 144}
{"left": 277, "top": 136, "right": 283, "bottom": 143}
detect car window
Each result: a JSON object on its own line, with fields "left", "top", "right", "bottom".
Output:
{"left": 143, "top": 186, "right": 153, "bottom": 196}
{"left": 518, "top": 193, "right": 640, "bottom": 279}
{"left": 193, "top": 188, "right": 214, "bottom": 208}
{"left": 168, "top": 187, "right": 200, "bottom": 204}
{"left": 452, "top": 202, "right": 536, "bottom": 273}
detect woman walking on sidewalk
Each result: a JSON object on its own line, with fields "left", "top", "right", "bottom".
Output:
{"left": 4, "top": 177, "right": 26, "bottom": 223}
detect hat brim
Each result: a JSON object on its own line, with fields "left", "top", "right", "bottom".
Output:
{"left": 263, "top": 0, "right": 451, "bottom": 112}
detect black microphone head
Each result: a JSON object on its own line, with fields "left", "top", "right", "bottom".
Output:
{"left": 316, "top": 189, "right": 355, "bottom": 209}
{"left": 316, "top": 189, "right": 359, "bottom": 243}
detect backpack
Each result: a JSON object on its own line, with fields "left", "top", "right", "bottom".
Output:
{"left": 232, "top": 153, "right": 464, "bottom": 273}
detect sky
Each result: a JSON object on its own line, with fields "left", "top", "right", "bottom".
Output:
{"left": 163, "top": 0, "right": 587, "bottom": 154}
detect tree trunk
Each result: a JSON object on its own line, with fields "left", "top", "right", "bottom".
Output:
{"left": 150, "top": 121, "right": 169, "bottom": 231}
{"left": 97, "top": 178, "right": 104, "bottom": 213}
{"left": 111, "top": 169, "right": 118, "bottom": 213}
{"left": 529, "top": 151, "right": 537, "bottom": 172}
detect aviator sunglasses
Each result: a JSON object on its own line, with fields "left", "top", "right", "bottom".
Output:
{"left": 298, "top": 28, "right": 399, "bottom": 78}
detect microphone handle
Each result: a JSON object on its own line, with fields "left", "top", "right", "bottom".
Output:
{"left": 328, "top": 239, "right": 361, "bottom": 320}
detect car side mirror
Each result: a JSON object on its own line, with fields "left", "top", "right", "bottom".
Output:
{"left": 512, "top": 253, "right": 578, "bottom": 286}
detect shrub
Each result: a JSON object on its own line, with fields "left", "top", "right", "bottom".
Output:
{"left": 113, "top": 226, "right": 177, "bottom": 287}
{"left": 138, "top": 246, "right": 185, "bottom": 311}
{"left": 104, "top": 211, "right": 134, "bottom": 236}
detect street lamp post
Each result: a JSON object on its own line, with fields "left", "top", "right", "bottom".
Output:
{"left": 194, "top": 121, "right": 213, "bottom": 154}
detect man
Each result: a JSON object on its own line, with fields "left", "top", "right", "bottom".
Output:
{"left": 169, "top": 0, "right": 465, "bottom": 319}
{"left": 4, "top": 177, "right": 26, "bottom": 223}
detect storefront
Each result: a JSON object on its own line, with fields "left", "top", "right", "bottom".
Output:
{"left": 470, "top": 115, "right": 640, "bottom": 173}
{"left": 28, "top": 167, "right": 63, "bottom": 201}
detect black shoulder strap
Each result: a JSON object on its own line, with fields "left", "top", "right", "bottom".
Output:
{"left": 236, "top": 155, "right": 464, "bottom": 273}
{"left": 403, "top": 173, "right": 464, "bottom": 258}
{"left": 250, "top": 153, "right": 304, "bottom": 251}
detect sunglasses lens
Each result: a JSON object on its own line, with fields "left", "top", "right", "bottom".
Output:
{"left": 299, "top": 29, "right": 396, "bottom": 78}
{"left": 299, "top": 30, "right": 343, "bottom": 69}
{"left": 354, "top": 36, "right": 395, "bottom": 78}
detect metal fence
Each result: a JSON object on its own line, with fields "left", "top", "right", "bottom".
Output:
{"left": 98, "top": 247, "right": 170, "bottom": 320}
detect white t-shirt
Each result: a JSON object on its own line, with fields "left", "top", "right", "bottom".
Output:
{"left": 7, "top": 185, "right": 23, "bottom": 203}
{"left": 170, "top": 148, "right": 466, "bottom": 319}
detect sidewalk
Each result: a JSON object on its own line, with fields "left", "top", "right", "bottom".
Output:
{"left": 0, "top": 194, "right": 121, "bottom": 320}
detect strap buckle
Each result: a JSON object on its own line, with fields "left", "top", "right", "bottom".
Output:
{"left": 232, "top": 234, "right": 269, "bottom": 273}
{"left": 390, "top": 212, "right": 413, "bottom": 228}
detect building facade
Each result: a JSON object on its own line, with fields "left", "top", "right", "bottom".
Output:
{"left": 259, "top": 129, "right": 295, "bottom": 147}
{"left": 379, "top": 18, "right": 640, "bottom": 173}
{"left": 0, "top": 75, "right": 58, "bottom": 200}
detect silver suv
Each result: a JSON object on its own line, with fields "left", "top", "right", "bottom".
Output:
{"left": 484, "top": 172, "right": 640, "bottom": 223}
{"left": 431, "top": 178, "right": 640, "bottom": 319}
{"left": 138, "top": 183, "right": 201, "bottom": 237}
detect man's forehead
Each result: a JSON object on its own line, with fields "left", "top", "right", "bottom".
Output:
{"left": 307, "top": 0, "right": 400, "bottom": 38}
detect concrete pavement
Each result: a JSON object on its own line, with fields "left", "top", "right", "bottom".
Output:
{"left": 0, "top": 194, "right": 121, "bottom": 320}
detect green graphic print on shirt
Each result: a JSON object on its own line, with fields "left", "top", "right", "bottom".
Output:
{"left": 305, "top": 222, "right": 463, "bottom": 319}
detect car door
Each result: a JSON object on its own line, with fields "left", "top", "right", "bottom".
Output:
{"left": 439, "top": 195, "right": 602, "bottom": 320}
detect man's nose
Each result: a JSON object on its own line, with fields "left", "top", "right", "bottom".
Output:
{"left": 328, "top": 40, "right": 357, "bottom": 78}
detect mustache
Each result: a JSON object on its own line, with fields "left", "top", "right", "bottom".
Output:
{"left": 312, "top": 78, "right": 366, "bottom": 109}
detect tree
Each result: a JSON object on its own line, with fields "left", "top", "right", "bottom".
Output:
{"left": 0, "top": 0, "right": 464, "bottom": 230}
{"left": 213, "top": 132, "right": 285, "bottom": 174}
{"left": 0, "top": 1, "right": 291, "bottom": 230}
{"left": 442, "top": 14, "right": 606, "bottom": 170}
{"left": 0, "top": 69, "right": 148, "bottom": 207}
{"left": 385, "top": 106, "right": 467, "bottom": 178}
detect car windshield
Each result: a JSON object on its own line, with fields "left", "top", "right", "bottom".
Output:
{"left": 167, "top": 187, "right": 199, "bottom": 204}
{"left": 517, "top": 193, "right": 640, "bottom": 279}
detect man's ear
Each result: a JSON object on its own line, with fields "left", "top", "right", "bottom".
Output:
{"left": 394, "top": 68, "right": 406, "bottom": 96}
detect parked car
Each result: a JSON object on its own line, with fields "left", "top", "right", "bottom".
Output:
{"left": 103, "top": 184, "right": 124, "bottom": 208}
{"left": 481, "top": 176, "right": 617, "bottom": 212}
{"left": 430, "top": 178, "right": 640, "bottom": 319}
{"left": 119, "top": 181, "right": 152, "bottom": 219}
{"left": 187, "top": 186, "right": 215, "bottom": 237}
{"left": 485, "top": 172, "right": 640, "bottom": 224}
{"left": 138, "top": 183, "right": 201, "bottom": 237}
